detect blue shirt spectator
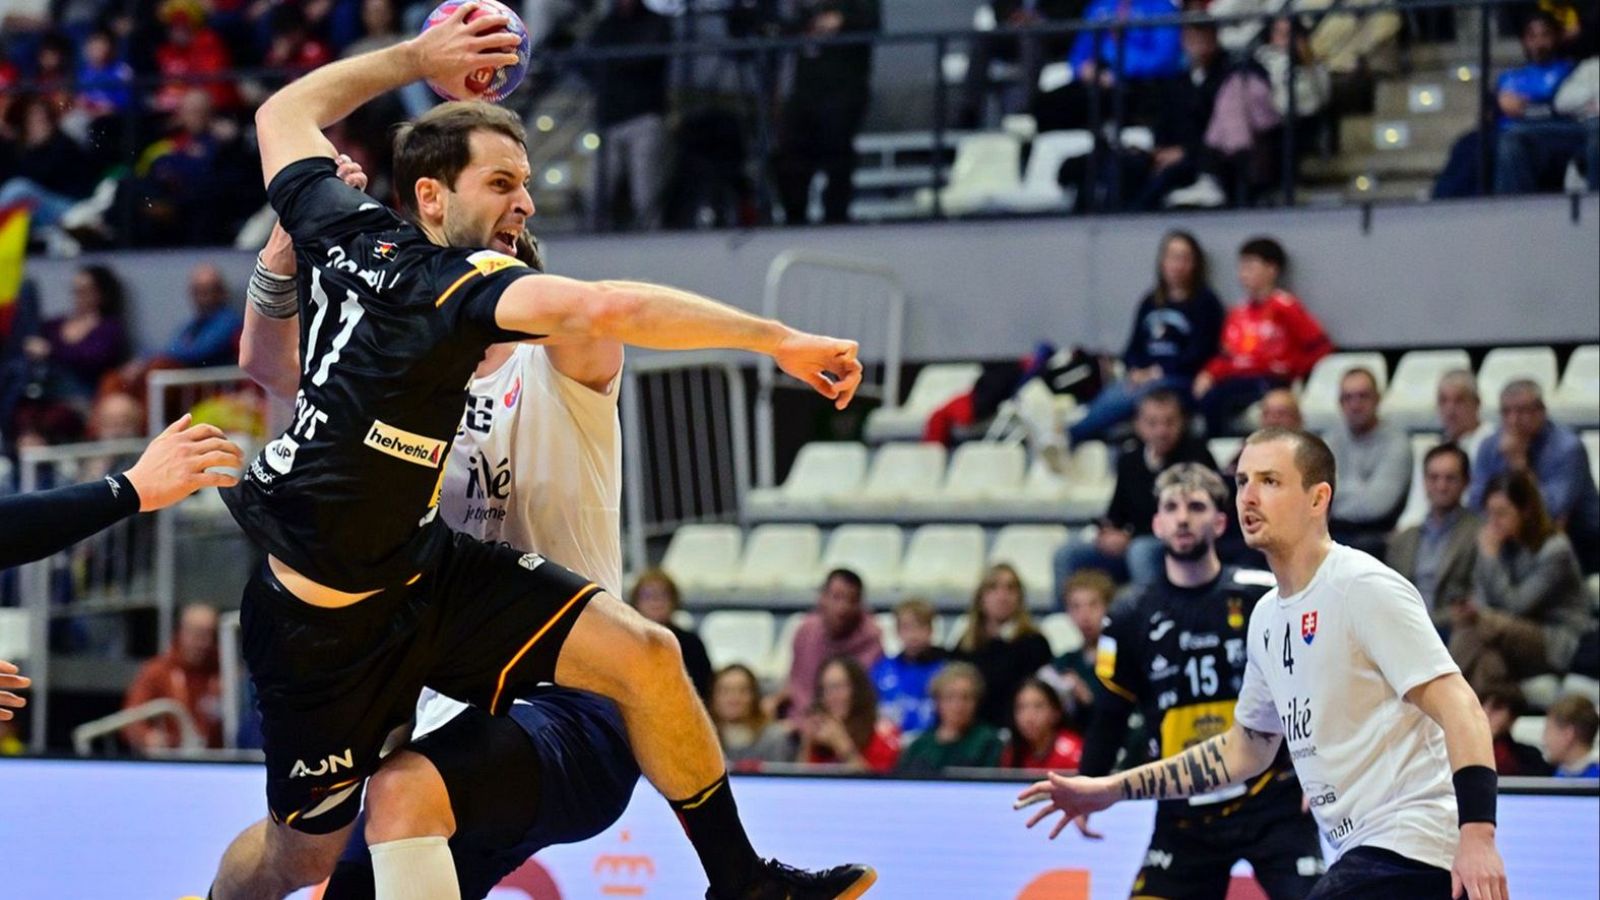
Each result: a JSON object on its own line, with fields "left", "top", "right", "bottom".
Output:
{"left": 1494, "top": 13, "right": 1578, "bottom": 123}
{"left": 1471, "top": 380, "right": 1600, "bottom": 572}
{"left": 1068, "top": 0, "right": 1185, "bottom": 81}
{"left": 75, "top": 29, "right": 135, "bottom": 117}
{"left": 162, "top": 263, "right": 242, "bottom": 368}
{"left": 871, "top": 650, "right": 946, "bottom": 735}
{"left": 1496, "top": 59, "right": 1577, "bottom": 120}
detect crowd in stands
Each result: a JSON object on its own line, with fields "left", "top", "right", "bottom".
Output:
{"left": 1, "top": 0, "right": 1595, "bottom": 250}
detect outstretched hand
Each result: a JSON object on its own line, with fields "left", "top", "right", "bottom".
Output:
{"left": 123, "top": 415, "right": 246, "bottom": 512}
{"left": 1014, "top": 772, "right": 1118, "bottom": 839}
{"left": 774, "top": 332, "right": 862, "bottom": 410}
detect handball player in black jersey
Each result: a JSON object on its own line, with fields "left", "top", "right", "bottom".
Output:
{"left": 1075, "top": 463, "right": 1325, "bottom": 899}
{"left": 208, "top": 8, "right": 872, "bottom": 900}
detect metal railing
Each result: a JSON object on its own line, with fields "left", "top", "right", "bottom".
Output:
{"left": 620, "top": 351, "right": 753, "bottom": 573}
{"left": 755, "top": 250, "right": 905, "bottom": 488}
{"left": 71, "top": 698, "right": 201, "bottom": 757}
{"left": 0, "top": 0, "right": 1576, "bottom": 242}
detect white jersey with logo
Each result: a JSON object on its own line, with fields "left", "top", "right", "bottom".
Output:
{"left": 1233, "top": 543, "right": 1461, "bottom": 871}
{"left": 414, "top": 343, "right": 623, "bottom": 738}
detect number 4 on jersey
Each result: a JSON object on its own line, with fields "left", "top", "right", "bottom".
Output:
{"left": 1281, "top": 622, "right": 1295, "bottom": 673}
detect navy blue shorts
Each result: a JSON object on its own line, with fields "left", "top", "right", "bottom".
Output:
{"left": 1306, "top": 846, "right": 1452, "bottom": 900}
{"left": 324, "top": 686, "right": 640, "bottom": 900}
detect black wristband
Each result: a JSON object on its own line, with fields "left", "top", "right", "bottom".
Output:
{"left": 105, "top": 473, "right": 140, "bottom": 513}
{"left": 1453, "top": 764, "right": 1497, "bottom": 827}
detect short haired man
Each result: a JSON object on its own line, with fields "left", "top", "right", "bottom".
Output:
{"left": 1543, "top": 694, "right": 1600, "bottom": 778}
{"left": 780, "top": 569, "right": 883, "bottom": 724}
{"left": 1322, "top": 367, "right": 1412, "bottom": 555}
{"left": 1076, "top": 462, "right": 1325, "bottom": 899}
{"left": 1436, "top": 370, "right": 1491, "bottom": 464}
{"left": 1471, "top": 378, "right": 1600, "bottom": 573}
{"left": 1387, "top": 444, "right": 1481, "bottom": 632}
{"left": 1021, "top": 428, "right": 1507, "bottom": 900}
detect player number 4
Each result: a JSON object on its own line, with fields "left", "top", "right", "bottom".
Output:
{"left": 1281, "top": 622, "right": 1295, "bottom": 673}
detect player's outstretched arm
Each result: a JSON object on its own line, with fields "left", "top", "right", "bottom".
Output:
{"left": 1014, "top": 722, "right": 1281, "bottom": 839}
{"left": 0, "top": 660, "right": 28, "bottom": 721}
{"left": 497, "top": 276, "right": 863, "bottom": 409}
{"left": 1407, "top": 673, "right": 1508, "bottom": 900}
{"left": 255, "top": 2, "right": 520, "bottom": 185}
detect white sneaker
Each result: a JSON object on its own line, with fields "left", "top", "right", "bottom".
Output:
{"left": 1164, "top": 173, "right": 1226, "bottom": 209}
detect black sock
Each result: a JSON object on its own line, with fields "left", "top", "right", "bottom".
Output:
{"left": 669, "top": 773, "right": 762, "bottom": 895}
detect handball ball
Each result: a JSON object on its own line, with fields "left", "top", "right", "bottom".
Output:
{"left": 421, "top": 0, "right": 532, "bottom": 103}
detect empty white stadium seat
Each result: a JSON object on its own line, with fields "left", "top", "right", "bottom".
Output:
{"left": 1521, "top": 675, "right": 1562, "bottom": 710}
{"left": 989, "top": 524, "right": 1071, "bottom": 606}
{"left": 1552, "top": 345, "right": 1599, "bottom": 427}
{"left": 944, "top": 613, "right": 973, "bottom": 650}
{"left": 660, "top": 525, "right": 744, "bottom": 594}
{"left": 858, "top": 442, "right": 948, "bottom": 509}
{"left": 762, "top": 612, "right": 810, "bottom": 683}
{"left": 0, "top": 608, "right": 28, "bottom": 662}
{"left": 1479, "top": 346, "right": 1558, "bottom": 414}
{"left": 1301, "top": 352, "right": 1389, "bottom": 432}
{"left": 1207, "top": 437, "right": 1243, "bottom": 469}
{"left": 745, "top": 442, "right": 870, "bottom": 517}
{"left": 916, "top": 132, "right": 1024, "bottom": 216}
{"left": 733, "top": 524, "right": 823, "bottom": 592}
{"left": 900, "top": 524, "right": 988, "bottom": 600}
{"left": 1383, "top": 349, "right": 1472, "bottom": 430}
{"left": 876, "top": 611, "right": 902, "bottom": 658}
{"left": 1510, "top": 715, "right": 1544, "bottom": 749}
{"left": 941, "top": 442, "right": 1027, "bottom": 504}
{"left": 700, "top": 611, "right": 777, "bottom": 670}
{"left": 864, "top": 364, "right": 983, "bottom": 442}
{"left": 1395, "top": 434, "right": 1442, "bottom": 531}
{"left": 1584, "top": 432, "right": 1599, "bottom": 488}
{"left": 1037, "top": 612, "right": 1084, "bottom": 656}
{"left": 1562, "top": 674, "right": 1600, "bottom": 707}
{"left": 820, "top": 524, "right": 905, "bottom": 593}
{"left": 996, "top": 130, "right": 1092, "bottom": 213}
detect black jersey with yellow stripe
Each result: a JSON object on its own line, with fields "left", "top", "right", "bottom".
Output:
{"left": 223, "top": 157, "right": 544, "bottom": 592}
{"left": 1093, "top": 566, "right": 1302, "bottom": 825}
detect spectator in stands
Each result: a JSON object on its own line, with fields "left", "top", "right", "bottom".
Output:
{"left": 1388, "top": 444, "right": 1482, "bottom": 633}
{"left": 797, "top": 655, "right": 902, "bottom": 773}
{"left": 152, "top": 0, "right": 238, "bottom": 112}
{"left": 711, "top": 664, "right": 795, "bottom": 770}
{"left": 1543, "top": 693, "right": 1600, "bottom": 777}
{"left": 262, "top": 3, "right": 332, "bottom": 77}
{"left": 773, "top": 0, "right": 881, "bottom": 225}
{"left": 1255, "top": 15, "right": 1330, "bottom": 136}
{"left": 23, "top": 263, "right": 129, "bottom": 402}
{"left": 1062, "top": 231, "right": 1223, "bottom": 445}
{"left": 1038, "top": 569, "right": 1114, "bottom": 727}
{"left": 1495, "top": 12, "right": 1593, "bottom": 195}
{"left": 151, "top": 263, "right": 244, "bottom": 369}
{"left": 1000, "top": 676, "right": 1084, "bottom": 770}
{"left": 1065, "top": 0, "right": 1185, "bottom": 103}
{"left": 1471, "top": 379, "right": 1600, "bottom": 573}
{"left": 120, "top": 602, "right": 224, "bottom": 753}
{"left": 955, "top": 0, "right": 1080, "bottom": 129}
{"left": 0, "top": 95, "right": 95, "bottom": 234}
{"left": 628, "top": 568, "right": 714, "bottom": 701}
{"left": 1480, "top": 684, "right": 1552, "bottom": 776}
{"left": 1131, "top": 15, "right": 1239, "bottom": 210}
{"left": 1437, "top": 368, "right": 1493, "bottom": 463}
{"left": 584, "top": 0, "right": 671, "bottom": 231}
{"left": 1451, "top": 470, "right": 1589, "bottom": 692}
{"left": 896, "top": 661, "right": 1004, "bottom": 773}
{"left": 344, "top": 0, "right": 405, "bottom": 57}
{"left": 775, "top": 568, "right": 883, "bottom": 721}
{"left": 70, "top": 27, "right": 136, "bottom": 167}
{"left": 870, "top": 597, "right": 947, "bottom": 736}
{"left": 1193, "top": 237, "right": 1333, "bottom": 435}
{"left": 1217, "top": 386, "right": 1304, "bottom": 479}
{"left": 952, "top": 562, "right": 1053, "bottom": 728}
{"left": 1053, "top": 390, "right": 1216, "bottom": 591}
{"left": 1323, "top": 366, "right": 1413, "bottom": 554}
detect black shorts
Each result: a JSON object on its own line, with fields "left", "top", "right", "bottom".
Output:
{"left": 323, "top": 687, "right": 639, "bottom": 900}
{"left": 241, "top": 531, "right": 603, "bottom": 833}
{"left": 1131, "top": 805, "right": 1326, "bottom": 900}
{"left": 1304, "top": 847, "right": 1452, "bottom": 900}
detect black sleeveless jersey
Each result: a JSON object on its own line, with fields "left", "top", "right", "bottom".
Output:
{"left": 1094, "top": 566, "right": 1303, "bottom": 824}
{"left": 223, "top": 157, "right": 543, "bottom": 591}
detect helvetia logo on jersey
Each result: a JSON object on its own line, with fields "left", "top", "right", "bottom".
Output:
{"left": 466, "top": 249, "right": 527, "bottom": 276}
{"left": 1301, "top": 611, "right": 1318, "bottom": 645}
{"left": 364, "top": 420, "right": 446, "bottom": 468}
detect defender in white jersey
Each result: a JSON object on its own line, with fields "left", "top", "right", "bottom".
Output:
{"left": 1018, "top": 428, "right": 1509, "bottom": 900}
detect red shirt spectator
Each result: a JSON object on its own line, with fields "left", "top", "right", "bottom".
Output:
{"left": 154, "top": 3, "right": 238, "bottom": 111}
{"left": 999, "top": 677, "right": 1084, "bottom": 770}
{"left": 798, "top": 656, "right": 901, "bottom": 773}
{"left": 1202, "top": 288, "right": 1332, "bottom": 383}
{"left": 121, "top": 603, "right": 224, "bottom": 752}
{"left": 778, "top": 569, "right": 883, "bottom": 722}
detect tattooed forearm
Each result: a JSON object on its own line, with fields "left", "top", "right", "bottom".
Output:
{"left": 1117, "top": 732, "right": 1236, "bottom": 801}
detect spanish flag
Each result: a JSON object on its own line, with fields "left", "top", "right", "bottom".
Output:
{"left": 0, "top": 202, "right": 29, "bottom": 340}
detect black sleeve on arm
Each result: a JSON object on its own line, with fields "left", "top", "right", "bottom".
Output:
{"left": 0, "top": 474, "right": 140, "bottom": 570}
{"left": 434, "top": 250, "right": 549, "bottom": 343}
{"left": 267, "top": 156, "right": 398, "bottom": 242}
